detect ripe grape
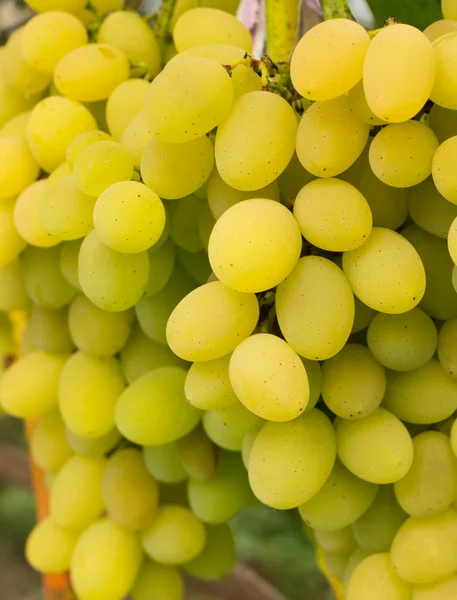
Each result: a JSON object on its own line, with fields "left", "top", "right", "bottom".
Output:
{"left": 131, "top": 560, "right": 184, "bottom": 600}
{"left": 424, "top": 19, "right": 457, "bottom": 41}
{"left": 314, "top": 528, "right": 357, "bottom": 555}
{"left": 143, "top": 442, "right": 188, "bottom": 484}
{"left": 177, "top": 426, "right": 217, "bottom": 481}
{"left": 106, "top": 79, "right": 150, "bottom": 140}
{"left": 14, "top": 180, "right": 60, "bottom": 247}
{"left": 120, "top": 112, "right": 155, "bottom": 168}
{"left": 0, "top": 201, "right": 27, "bottom": 265}
{"left": 409, "top": 177, "right": 457, "bottom": 238}
{"left": 59, "top": 239, "right": 83, "bottom": 291}
{"left": 30, "top": 410, "right": 72, "bottom": 473}
{"left": 431, "top": 32, "right": 457, "bottom": 109}
{"left": 0, "top": 259, "right": 30, "bottom": 311}
{"left": 347, "top": 81, "right": 386, "bottom": 126}
{"left": 347, "top": 553, "right": 411, "bottom": 600}
{"left": 1, "top": 29, "right": 51, "bottom": 95}
{"left": 437, "top": 318, "right": 457, "bottom": 377}
{"left": 66, "top": 129, "right": 112, "bottom": 167}
{"left": 202, "top": 401, "right": 263, "bottom": 451}
{"left": 169, "top": 195, "right": 205, "bottom": 253}
{"left": 0, "top": 136, "right": 39, "bottom": 197}
{"left": 185, "top": 354, "right": 238, "bottom": 410}
{"left": 184, "top": 523, "right": 236, "bottom": 581}
{"left": 26, "top": 517, "right": 77, "bottom": 574}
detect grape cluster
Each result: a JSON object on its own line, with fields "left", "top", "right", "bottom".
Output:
{"left": 1, "top": 0, "right": 457, "bottom": 599}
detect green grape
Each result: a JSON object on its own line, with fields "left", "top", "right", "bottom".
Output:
{"left": 229, "top": 333, "right": 309, "bottom": 421}
{"left": 296, "top": 96, "right": 369, "bottom": 178}
{"left": 143, "top": 57, "right": 233, "bottom": 144}
{"left": 197, "top": 202, "right": 215, "bottom": 252}
{"left": 351, "top": 297, "right": 376, "bottom": 333}
{"left": 394, "top": 431, "right": 457, "bottom": 517}
{"left": 102, "top": 448, "right": 159, "bottom": 530}
{"left": 241, "top": 430, "right": 258, "bottom": 469}
{"left": 50, "top": 455, "right": 106, "bottom": 531}
{"left": 424, "top": 19, "right": 457, "bottom": 41}
{"left": 383, "top": 359, "right": 457, "bottom": 424}
{"left": 428, "top": 103, "right": 457, "bottom": 143}
{"left": 351, "top": 485, "right": 407, "bottom": 553}
{"left": 22, "top": 245, "right": 76, "bottom": 308}
{"left": 0, "top": 136, "right": 39, "bottom": 198}
{"left": 391, "top": 509, "right": 457, "bottom": 585}
{"left": 54, "top": 43, "right": 130, "bottom": 102}
{"left": 402, "top": 224, "right": 457, "bottom": 320}
{"left": 299, "top": 460, "right": 378, "bottom": 531}
{"left": 21, "top": 12, "right": 88, "bottom": 75}
{"left": 98, "top": 11, "right": 161, "bottom": 80}
{"left": 66, "top": 428, "right": 121, "bottom": 458}
{"left": 412, "top": 576, "right": 457, "bottom": 600}
{"left": 169, "top": 195, "right": 205, "bottom": 253}
{"left": 347, "top": 553, "right": 411, "bottom": 600}
{"left": 202, "top": 401, "right": 263, "bottom": 451}
{"left": 66, "top": 129, "right": 112, "bottom": 167}
{"left": 68, "top": 294, "right": 133, "bottom": 357}
{"left": 301, "top": 358, "right": 323, "bottom": 412}
{"left": 347, "top": 80, "right": 386, "bottom": 126}
{"left": 315, "top": 528, "right": 357, "bottom": 555}
{"left": 185, "top": 354, "right": 239, "bottom": 410}
{"left": 25, "top": 0, "right": 86, "bottom": 11}
{"left": 276, "top": 256, "right": 355, "bottom": 361}
{"left": 0, "top": 350, "right": 66, "bottom": 418}
{"left": 1, "top": 29, "right": 51, "bottom": 95}
{"left": 215, "top": 91, "right": 297, "bottom": 191}
{"left": 79, "top": 230, "right": 149, "bottom": 311}
{"left": 106, "top": 79, "right": 150, "bottom": 140}
{"left": 170, "top": 43, "right": 245, "bottom": 66}
{"left": 178, "top": 249, "right": 212, "bottom": 284}
{"left": 59, "top": 351, "right": 125, "bottom": 438}
{"left": 294, "top": 178, "right": 372, "bottom": 252}
{"left": 173, "top": 7, "right": 252, "bottom": 53}
{"left": 177, "top": 426, "right": 217, "bottom": 481}
{"left": 27, "top": 96, "right": 96, "bottom": 173}
{"left": 143, "top": 442, "right": 187, "bottom": 484}
{"left": 71, "top": 517, "right": 142, "bottom": 600}
{"left": 46, "top": 161, "right": 72, "bottom": 189}
{"left": 141, "top": 135, "right": 214, "bottom": 200}
{"left": 0, "top": 61, "right": 39, "bottom": 130}
{"left": 438, "top": 318, "right": 457, "bottom": 377}
{"left": 188, "top": 451, "right": 254, "bottom": 523}
{"left": 116, "top": 366, "right": 200, "bottom": 446}
{"left": 231, "top": 64, "right": 262, "bottom": 98}
{"left": 291, "top": 19, "right": 369, "bottom": 101}
{"left": 249, "top": 409, "right": 336, "bottom": 510}
{"left": 343, "top": 227, "right": 426, "bottom": 314}
{"left": 207, "top": 168, "right": 280, "bottom": 220}
{"left": 0, "top": 259, "right": 30, "bottom": 311}
{"left": 59, "top": 239, "right": 83, "bottom": 291}
{"left": 431, "top": 32, "right": 457, "bottom": 109}
{"left": 0, "top": 201, "right": 27, "bottom": 265}
{"left": 449, "top": 217, "right": 457, "bottom": 263}
{"left": 27, "top": 305, "right": 74, "bottom": 354}
{"left": 166, "top": 281, "right": 259, "bottom": 362}
{"left": 41, "top": 174, "right": 96, "bottom": 240}
{"left": 321, "top": 344, "right": 386, "bottom": 420}
{"left": 343, "top": 549, "right": 372, "bottom": 591}
{"left": 14, "top": 180, "right": 60, "bottom": 247}
{"left": 432, "top": 136, "right": 457, "bottom": 204}
{"left": 120, "top": 112, "right": 155, "bottom": 169}
{"left": 363, "top": 24, "right": 435, "bottom": 122}
{"left": 142, "top": 504, "right": 206, "bottom": 564}
{"left": 26, "top": 517, "right": 78, "bottom": 574}
{"left": 208, "top": 198, "right": 301, "bottom": 293}
{"left": 335, "top": 408, "right": 414, "bottom": 484}
{"left": 172, "top": 0, "right": 239, "bottom": 27}
{"left": 409, "top": 177, "right": 457, "bottom": 238}
{"left": 30, "top": 410, "right": 73, "bottom": 473}
{"left": 0, "top": 110, "right": 31, "bottom": 139}
{"left": 91, "top": 0, "right": 124, "bottom": 11}
{"left": 324, "top": 550, "right": 351, "bottom": 581}
{"left": 131, "top": 560, "right": 184, "bottom": 600}
{"left": 184, "top": 523, "right": 235, "bottom": 581}
{"left": 145, "top": 239, "right": 177, "bottom": 295}
{"left": 135, "top": 264, "right": 197, "bottom": 345}
{"left": 443, "top": 0, "right": 457, "bottom": 19}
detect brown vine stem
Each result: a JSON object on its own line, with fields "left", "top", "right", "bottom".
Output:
{"left": 154, "top": 0, "right": 178, "bottom": 56}
{"left": 322, "top": 0, "right": 353, "bottom": 20}
{"left": 265, "top": 0, "right": 301, "bottom": 62}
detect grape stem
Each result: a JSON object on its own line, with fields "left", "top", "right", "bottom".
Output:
{"left": 321, "top": 0, "right": 352, "bottom": 20}
{"left": 265, "top": 0, "right": 301, "bottom": 62}
{"left": 154, "top": 0, "right": 178, "bottom": 56}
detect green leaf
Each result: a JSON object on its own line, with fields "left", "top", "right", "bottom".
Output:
{"left": 366, "top": 0, "right": 442, "bottom": 30}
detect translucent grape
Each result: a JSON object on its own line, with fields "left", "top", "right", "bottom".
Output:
{"left": 28, "top": 305, "right": 74, "bottom": 354}
{"left": 178, "top": 249, "right": 211, "bottom": 284}
{"left": 176, "top": 426, "right": 217, "bottom": 481}
{"left": 347, "top": 553, "right": 411, "bottom": 600}
{"left": 185, "top": 354, "right": 238, "bottom": 410}
{"left": 301, "top": 358, "right": 323, "bottom": 412}
{"left": 1, "top": 29, "right": 51, "bottom": 95}
{"left": 131, "top": 561, "right": 184, "bottom": 600}
{"left": 324, "top": 550, "right": 350, "bottom": 581}
{"left": 424, "top": 19, "right": 457, "bottom": 41}
{"left": 432, "top": 136, "right": 457, "bottom": 205}
{"left": 335, "top": 408, "right": 414, "bottom": 484}
{"left": 120, "top": 112, "right": 154, "bottom": 169}
{"left": 170, "top": 43, "right": 246, "bottom": 65}
{"left": 184, "top": 523, "right": 235, "bottom": 581}
{"left": 0, "top": 63, "right": 39, "bottom": 130}
{"left": 143, "top": 443, "right": 187, "bottom": 484}
{"left": 249, "top": 409, "right": 336, "bottom": 510}
{"left": 409, "top": 177, "right": 457, "bottom": 238}
{"left": 91, "top": 0, "right": 124, "bottom": 12}
{"left": 231, "top": 64, "right": 262, "bottom": 98}
{"left": 145, "top": 239, "right": 177, "bottom": 295}
{"left": 106, "top": 79, "right": 149, "bottom": 141}
{"left": 59, "top": 239, "right": 82, "bottom": 291}
{"left": 431, "top": 32, "right": 457, "bottom": 109}
{"left": 14, "top": 180, "right": 60, "bottom": 247}
{"left": 0, "top": 201, "right": 27, "bottom": 265}
{"left": 412, "top": 576, "right": 457, "bottom": 600}
{"left": 202, "top": 401, "right": 263, "bottom": 451}
{"left": 0, "top": 110, "right": 31, "bottom": 139}
{"left": 0, "top": 259, "right": 30, "bottom": 311}
{"left": 437, "top": 318, "right": 457, "bottom": 377}
{"left": 315, "top": 528, "right": 357, "bottom": 555}
{"left": 30, "top": 410, "right": 72, "bottom": 473}
{"left": 26, "top": 517, "right": 77, "bottom": 574}
{"left": 347, "top": 80, "right": 386, "bottom": 126}
{"left": 66, "top": 129, "right": 112, "bottom": 167}
{"left": 0, "top": 136, "right": 39, "bottom": 198}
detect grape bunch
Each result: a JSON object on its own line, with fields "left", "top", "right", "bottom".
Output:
{"left": 1, "top": 0, "right": 457, "bottom": 599}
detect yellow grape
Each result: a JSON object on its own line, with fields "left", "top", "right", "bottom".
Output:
{"left": 0, "top": 110, "right": 31, "bottom": 139}
{"left": 391, "top": 509, "right": 457, "bottom": 585}
{"left": 0, "top": 135, "right": 39, "bottom": 198}
{"left": 141, "top": 136, "right": 214, "bottom": 200}
{"left": 173, "top": 8, "right": 252, "bottom": 53}
{"left": 91, "top": 0, "right": 125, "bottom": 11}
{"left": 14, "top": 180, "right": 60, "bottom": 247}
{"left": 27, "top": 96, "right": 96, "bottom": 173}
{"left": 276, "top": 256, "right": 355, "bottom": 361}
{"left": 142, "top": 504, "right": 206, "bottom": 564}
{"left": 324, "top": 550, "right": 351, "bottom": 581}
{"left": 54, "top": 43, "right": 130, "bottom": 102}
{"left": 412, "top": 576, "right": 457, "bottom": 600}
{"left": 335, "top": 408, "right": 414, "bottom": 484}
{"left": 66, "top": 428, "right": 121, "bottom": 458}
{"left": 432, "top": 136, "right": 457, "bottom": 205}
{"left": 171, "top": 0, "right": 239, "bottom": 27}
{"left": 215, "top": 91, "right": 297, "bottom": 190}
{"left": 298, "top": 460, "right": 378, "bottom": 531}
{"left": 0, "top": 259, "right": 30, "bottom": 311}
{"left": 143, "top": 57, "right": 233, "bottom": 144}
{"left": 424, "top": 19, "right": 457, "bottom": 41}
{"left": 66, "top": 129, "right": 112, "bottom": 167}
{"left": 106, "top": 79, "right": 150, "bottom": 140}
{"left": 30, "top": 410, "right": 72, "bottom": 473}
{"left": 177, "top": 426, "right": 217, "bottom": 481}
{"left": 394, "top": 431, "right": 457, "bottom": 517}
{"left": 296, "top": 95, "right": 369, "bottom": 177}
{"left": 170, "top": 43, "right": 246, "bottom": 66}
{"left": 229, "top": 333, "right": 309, "bottom": 421}
{"left": 291, "top": 19, "right": 370, "bottom": 101}
{"left": 438, "top": 318, "right": 457, "bottom": 377}
{"left": 351, "top": 296, "right": 376, "bottom": 333}
{"left": 131, "top": 560, "right": 184, "bottom": 600}
{"left": 71, "top": 517, "right": 142, "bottom": 600}
{"left": 59, "top": 239, "right": 83, "bottom": 291}
{"left": 0, "top": 61, "right": 40, "bottom": 129}
{"left": 59, "top": 351, "right": 125, "bottom": 438}
{"left": 382, "top": 359, "right": 457, "bottom": 424}
{"left": 102, "top": 448, "right": 159, "bottom": 530}
{"left": 98, "top": 11, "right": 161, "bottom": 80}
{"left": 363, "top": 24, "right": 435, "bottom": 122}
{"left": 443, "top": 0, "right": 457, "bottom": 18}
{"left": 26, "top": 517, "right": 78, "bottom": 574}
{"left": 321, "top": 344, "right": 386, "bottom": 420}
{"left": 46, "top": 161, "right": 72, "bottom": 189}
{"left": 26, "top": 0, "right": 86, "bottom": 11}
{"left": 184, "top": 523, "right": 235, "bottom": 581}
{"left": 79, "top": 230, "right": 149, "bottom": 311}
{"left": 115, "top": 366, "right": 201, "bottom": 445}
{"left": 347, "top": 80, "right": 386, "bottom": 126}
{"left": 301, "top": 358, "right": 323, "bottom": 412}
{"left": 0, "top": 201, "right": 27, "bottom": 266}
{"left": 347, "top": 553, "right": 411, "bottom": 600}
{"left": 202, "top": 401, "right": 263, "bottom": 451}
{"left": 185, "top": 354, "right": 238, "bottom": 410}
{"left": 428, "top": 103, "right": 457, "bottom": 143}
{"left": 21, "top": 11, "right": 88, "bottom": 75}
{"left": 294, "top": 178, "right": 372, "bottom": 252}
{"left": 1, "top": 29, "right": 51, "bottom": 95}
{"left": 120, "top": 112, "right": 155, "bottom": 169}
{"left": 315, "top": 528, "right": 357, "bottom": 555}
{"left": 143, "top": 442, "right": 187, "bottom": 484}
{"left": 249, "top": 409, "right": 336, "bottom": 510}
{"left": 166, "top": 281, "right": 259, "bottom": 362}
{"left": 145, "top": 238, "right": 177, "bottom": 295}
{"left": 431, "top": 32, "right": 457, "bottom": 109}
{"left": 50, "top": 455, "right": 106, "bottom": 531}
{"left": 231, "top": 64, "right": 262, "bottom": 98}
{"left": 0, "top": 350, "right": 66, "bottom": 418}
{"left": 367, "top": 309, "right": 438, "bottom": 372}
{"left": 343, "top": 227, "right": 426, "bottom": 314}
{"left": 409, "top": 177, "right": 457, "bottom": 238}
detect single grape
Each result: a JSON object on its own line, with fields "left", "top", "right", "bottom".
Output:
{"left": 1, "top": 29, "right": 51, "bottom": 95}
{"left": 183, "top": 523, "right": 236, "bottom": 581}
{"left": 27, "top": 305, "right": 74, "bottom": 354}
{"left": 14, "top": 180, "right": 60, "bottom": 247}
{"left": 0, "top": 135, "right": 39, "bottom": 197}
{"left": 106, "top": 79, "right": 150, "bottom": 140}
{"left": 143, "top": 442, "right": 187, "bottom": 484}
{"left": 202, "top": 401, "right": 263, "bottom": 451}
{"left": 131, "top": 560, "right": 184, "bottom": 600}
{"left": 431, "top": 32, "right": 457, "bottom": 109}
{"left": 409, "top": 177, "right": 457, "bottom": 238}
{"left": 66, "top": 129, "right": 112, "bottom": 167}
{"left": 26, "top": 517, "right": 78, "bottom": 574}
{"left": 437, "top": 319, "right": 457, "bottom": 377}
{"left": 0, "top": 201, "right": 27, "bottom": 265}
{"left": 30, "top": 411, "right": 72, "bottom": 473}
{"left": 347, "top": 553, "right": 411, "bottom": 600}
